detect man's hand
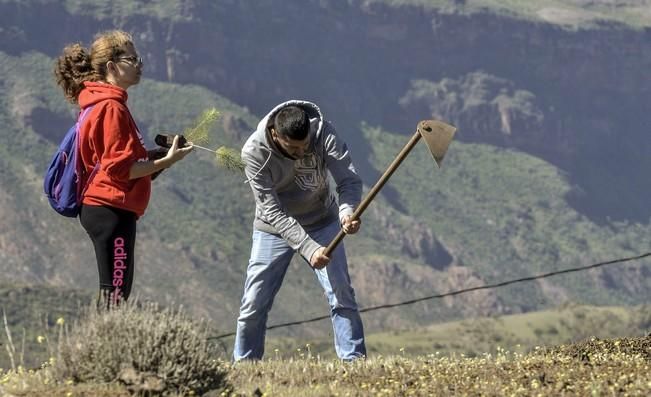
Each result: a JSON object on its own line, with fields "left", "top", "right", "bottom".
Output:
{"left": 341, "top": 215, "right": 361, "bottom": 234}
{"left": 309, "top": 247, "right": 330, "bottom": 269}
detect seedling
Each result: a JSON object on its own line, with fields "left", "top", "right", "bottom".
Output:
{"left": 154, "top": 108, "right": 245, "bottom": 173}
{"left": 183, "top": 108, "right": 219, "bottom": 145}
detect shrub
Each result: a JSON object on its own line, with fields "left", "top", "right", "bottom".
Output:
{"left": 55, "top": 299, "right": 228, "bottom": 395}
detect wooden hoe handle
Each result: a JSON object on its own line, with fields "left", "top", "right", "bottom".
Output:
{"left": 324, "top": 131, "right": 422, "bottom": 257}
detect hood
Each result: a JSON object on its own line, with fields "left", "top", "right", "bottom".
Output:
{"left": 78, "top": 81, "right": 128, "bottom": 109}
{"left": 254, "top": 100, "right": 324, "bottom": 151}
{"left": 242, "top": 99, "right": 326, "bottom": 184}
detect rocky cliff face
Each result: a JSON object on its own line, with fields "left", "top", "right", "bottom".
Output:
{"left": 163, "top": 1, "right": 651, "bottom": 223}
{"left": 2, "top": 1, "right": 650, "bottom": 222}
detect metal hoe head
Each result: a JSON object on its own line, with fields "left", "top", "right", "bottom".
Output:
{"left": 418, "top": 119, "right": 457, "bottom": 167}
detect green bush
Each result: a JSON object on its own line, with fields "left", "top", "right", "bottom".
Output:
{"left": 55, "top": 300, "right": 228, "bottom": 395}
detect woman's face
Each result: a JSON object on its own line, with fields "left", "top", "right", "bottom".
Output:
{"left": 107, "top": 43, "right": 143, "bottom": 90}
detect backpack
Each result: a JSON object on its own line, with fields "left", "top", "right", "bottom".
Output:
{"left": 43, "top": 106, "right": 97, "bottom": 217}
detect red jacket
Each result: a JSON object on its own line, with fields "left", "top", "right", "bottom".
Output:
{"left": 78, "top": 82, "right": 151, "bottom": 217}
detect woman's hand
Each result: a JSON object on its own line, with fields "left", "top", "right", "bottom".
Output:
{"left": 163, "top": 135, "right": 194, "bottom": 166}
{"left": 129, "top": 135, "right": 194, "bottom": 179}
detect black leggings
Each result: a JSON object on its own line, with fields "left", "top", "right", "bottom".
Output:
{"left": 79, "top": 204, "right": 137, "bottom": 305}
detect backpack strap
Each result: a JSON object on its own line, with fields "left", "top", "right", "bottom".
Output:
{"left": 77, "top": 106, "right": 94, "bottom": 127}
{"left": 76, "top": 106, "right": 99, "bottom": 200}
{"left": 75, "top": 105, "right": 95, "bottom": 160}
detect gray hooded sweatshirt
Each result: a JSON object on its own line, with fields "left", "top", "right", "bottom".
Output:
{"left": 241, "top": 100, "right": 362, "bottom": 261}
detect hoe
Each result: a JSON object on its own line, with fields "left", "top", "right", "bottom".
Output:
{"left": 324, "top": 119, "right": 457, "bottom": 257}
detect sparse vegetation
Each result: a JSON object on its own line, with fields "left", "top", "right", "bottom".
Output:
{"left": 0, "top": 299, "right": 230, "bottom": 396}
{"left": 53, "top": 300, "right": 229, "bottom": 395}
{"left": 267, "top": 304, "right": 651, "bottom": 360}
{"left": 0, "top": 285, "right": 91, "bottom": 370}
{"left": 1, "top": 305, "right": 650, "bottom": 396}
{"left": 224, "top": 336, "right": 651, "bottom": 396}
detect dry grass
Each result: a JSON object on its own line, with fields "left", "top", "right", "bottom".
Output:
{"left": 225, "top": 336, "right": 651, "bottom": 396}
{"left": 1, "top": 304, "right": 649, "bottom": 396}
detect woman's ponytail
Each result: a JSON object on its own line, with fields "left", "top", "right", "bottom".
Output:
{"left": 53, "top": 43, "right": 98, "bottom": 103}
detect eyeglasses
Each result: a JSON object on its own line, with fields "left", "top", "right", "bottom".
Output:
{"left": 116, "top": 56, "right": 143, "bottom": 67}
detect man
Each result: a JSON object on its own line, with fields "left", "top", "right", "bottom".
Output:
{"left": 233, "top": 100, "right": 366, "bottom": 361}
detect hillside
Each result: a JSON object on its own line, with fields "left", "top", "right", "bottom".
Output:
{"left": 362, "top": 304, "right": 651, "bottom": 357}
{"left": 0, "top": 282, "right": 648, "bottom": 383}
{"left": 0, "top": 51, "right": 489, "bottom": 337}
{"left": 1, "top": 299, "right": 649, "bottom": 395}
{"left": 0, "top": 0, "right": 650, "bottom": 343}
{"left": 265, "top": 302, "right": 651, "bottom": 359}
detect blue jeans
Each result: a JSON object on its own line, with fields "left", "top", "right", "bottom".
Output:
{"left": 233, "top": 220, "right": 366, "bottom": 361}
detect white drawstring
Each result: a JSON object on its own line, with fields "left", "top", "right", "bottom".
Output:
{"left": 243, "top": 150, "right": 273, "bottom": 184}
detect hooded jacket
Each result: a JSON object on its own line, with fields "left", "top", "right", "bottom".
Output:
{"left": 241, "top": 100, "right": 362, "bottom": 261}
{"left": 77, "top": 82, "right": 150, "bottom": 217}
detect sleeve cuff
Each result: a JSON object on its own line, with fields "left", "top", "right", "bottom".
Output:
{"left": 338, "top": 205, "right": 354, "bottom": 224}
{"left": 299, "top": 238, "right": 321, "bottom": 263}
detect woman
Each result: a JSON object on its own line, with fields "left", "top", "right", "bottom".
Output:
{"left": 53, "top": 30, "right": 193, "bottom": 306}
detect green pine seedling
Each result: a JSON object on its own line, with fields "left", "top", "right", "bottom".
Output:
{"left": 183, "top": 108, "right": 219, "bottom": 146}
{"left": 215, "top": 146, "right": 245, "bottom": 172}
{"left": 177, "top": 108, "right": 244, "bottom": 173}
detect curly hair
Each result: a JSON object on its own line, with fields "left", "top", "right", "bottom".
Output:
{"left": 54, "top": 30, "right": 133, "bottom": 103}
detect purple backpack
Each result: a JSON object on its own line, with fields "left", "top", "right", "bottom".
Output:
{"left": 43, "top": 106, "right": 97, "bottom": 217}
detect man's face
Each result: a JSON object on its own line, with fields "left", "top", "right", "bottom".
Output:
{"left": 272, "top": 129, "right": 310, "bottom": 160}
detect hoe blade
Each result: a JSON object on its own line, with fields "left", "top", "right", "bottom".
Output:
{"left": 418, "top": 119, "right": 457, "bottom": 167}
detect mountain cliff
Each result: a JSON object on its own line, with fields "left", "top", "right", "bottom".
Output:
{"left": 0, "top": 0, "right": 649, "bottom": 339}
